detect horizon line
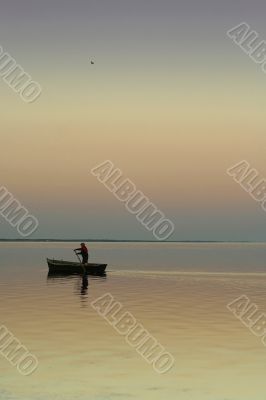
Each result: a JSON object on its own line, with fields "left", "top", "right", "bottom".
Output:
{"left": 0, "top": 239, "right": 264, "bottom": 243}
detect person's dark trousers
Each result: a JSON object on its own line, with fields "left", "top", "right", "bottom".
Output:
{"left": 82, "top": 254, "right": 88, "bottom": 264}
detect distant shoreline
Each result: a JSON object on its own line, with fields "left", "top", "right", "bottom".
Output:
{"left": 0, "top": 239, "right": 262, "bottom": 243}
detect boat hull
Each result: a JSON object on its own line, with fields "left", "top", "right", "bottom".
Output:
{"left": 47, "top": 258, "right": 107, "bottom": 275}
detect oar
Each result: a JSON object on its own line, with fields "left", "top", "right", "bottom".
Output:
{"left": 74, "top": 250, "right": 86, "bottom": 274}
{"left": 74, "top": 250, "right": 82, "bottom": 263}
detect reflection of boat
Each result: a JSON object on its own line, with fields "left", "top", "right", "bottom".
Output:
{"left": 47, "top": 258, "right": 107, "bottom": 275}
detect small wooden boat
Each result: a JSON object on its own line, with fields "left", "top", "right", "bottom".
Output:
{"left": 47, "top": 258, "right": 107, "bottom": 275}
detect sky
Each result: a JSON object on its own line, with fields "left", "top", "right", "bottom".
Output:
{"left": 1, "top": 0, "right": 266, "bottom": 240}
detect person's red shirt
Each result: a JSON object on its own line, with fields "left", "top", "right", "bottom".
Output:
{"left": 81, "top": 244, "right": 88, "bottom": 255}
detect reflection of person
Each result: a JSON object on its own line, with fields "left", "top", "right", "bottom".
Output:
{"left": 81, "top": 274, "right": 89, "bottom": 296}
{"left": 74, "top": 243, "right": 89, "bottom": 264}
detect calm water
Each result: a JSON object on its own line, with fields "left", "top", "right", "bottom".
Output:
{"left": 1, "top": 242, "right": 266, "bottom": 399}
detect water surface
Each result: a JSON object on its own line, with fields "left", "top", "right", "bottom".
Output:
{"left": 1, "top": 242, "right": 266, "bottom": 400}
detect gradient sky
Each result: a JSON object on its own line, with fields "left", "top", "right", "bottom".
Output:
{"left": 1, "top": 0, "right": 266, "bottom": 240}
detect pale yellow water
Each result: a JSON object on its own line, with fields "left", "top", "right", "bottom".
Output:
{"left": 1, "top": 242, "right": 266, "bottom": 399}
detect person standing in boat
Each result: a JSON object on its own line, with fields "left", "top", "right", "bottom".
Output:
{"left": 74, "top": 243, "right": 89, "bottom": 264}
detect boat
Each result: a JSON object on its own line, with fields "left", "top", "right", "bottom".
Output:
{"left": 47, "top": 258, "right": 107, "bottom": 275}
